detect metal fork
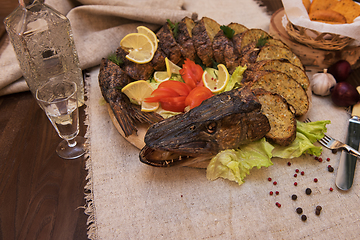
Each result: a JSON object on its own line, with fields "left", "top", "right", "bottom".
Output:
{"left": 304, "top": 118, "right": 360, "bottom": 158}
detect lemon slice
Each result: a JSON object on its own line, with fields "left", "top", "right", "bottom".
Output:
{"left": 120, "top": 33, "right": 155, "bottom": 64}
{"left": 121, "top": 80, "right": 159, "bottom": 112}
{"left": 165, "top": 57, "right": 182, "bottom": 77}
{"left": 154, "top": 71, "right": 170, "bottom": 83}
{"left": 136, "top": 26, "right": 158, "bottom": 51}
{"left": 202, "top": 64, "right": 229, "bottom": 93}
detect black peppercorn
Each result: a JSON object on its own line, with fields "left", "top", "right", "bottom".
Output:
{"left": 301, "top": 215, "right": 307, "bottom": 221}
{"left": 305, "top": 188, "right": 312, "bottom": 195}
{"left": 315, "top": 205, "right": 322, "bottom": 215}
{"left": 292, "top": 194, "right": 297, "bottom": 200}
{"left": 296, "top": 207, "right": 303, "bottom": 214}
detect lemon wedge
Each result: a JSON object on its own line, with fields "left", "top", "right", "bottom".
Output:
{"left": 202, "top": 64, "right": 229, "bottom": 93}
{"left": 136, "top": 26, "right": 158, "bottom": 52}
{"left": 120, "top": 33, "right": 155, "bottom": 64}
{"left": 121, "top": 80, "right": 159, "bottom": 112}
{"left": 154, "top": 71, "right": 170, "bottom": 83}
{"left": 165, "top": 57, "right": 182, "bottom": 77}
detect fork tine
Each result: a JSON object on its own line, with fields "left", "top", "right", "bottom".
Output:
{"left": 322, "top": 134, "right": 331, "bottom": 142}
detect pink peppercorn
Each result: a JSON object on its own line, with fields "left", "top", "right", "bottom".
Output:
{"left": 314, "top": 178, "right": 318, "bottom": 183}
{"left": 273, "top": 181, "right": 277, "bottom": 185}
{"left": 319, "top": 158, "right": 323, "bottom": 162}
{"left": 287, "top": 162, "right": 291, "bottom": 166}
{"left": 327, "top": 158, "right": 330, "bottom": 162}
{"left": 268, "top": 177, "right": 272, "bottom": 181}
{"left": 315, "top": 156, "right": 319, "bottom": 160}
{"left": 275, "top": 191, "right": 279, "bottom": 195}
{"left": 301, "top": 171, "right": 305, "bottom": 175}
{"left": 294, "top": 182, "right": 298, "bottom": 186}
{"left": 330, "top": 187, "right": 334, "bottom": 191}
{"left": 295, "top": 169, "right": 299, "bottom": 173}
{"left": 269, "top": 191, "right": 274, "bottom": 195}
{"left": 276, "top": 202, "right": 281, "bottom": 208}
{"left": 294, "top": 173, "right": 297, "bottom": 177}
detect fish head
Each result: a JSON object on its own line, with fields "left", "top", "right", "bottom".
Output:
{"left": 139, "top": 87, "right": 270, "bottom": 167}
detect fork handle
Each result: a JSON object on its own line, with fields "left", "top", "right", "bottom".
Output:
{"left": 344, "top": 145, "right": 360, "bottom": 159}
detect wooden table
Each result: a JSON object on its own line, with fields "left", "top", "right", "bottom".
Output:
{"left": 1, "top": 1, "right": 359, "bottom": 240}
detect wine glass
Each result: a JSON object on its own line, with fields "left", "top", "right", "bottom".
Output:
{"left": 36, "top": 80, "right": 86, "bottom": 159}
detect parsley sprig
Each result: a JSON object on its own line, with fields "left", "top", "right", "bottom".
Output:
{"left": 220, "top": 25, "right": 235, "bottom": 39}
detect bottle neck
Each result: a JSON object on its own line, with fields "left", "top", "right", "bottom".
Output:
{"left": 19, "top": 0, "right": 44, "bottom": 8}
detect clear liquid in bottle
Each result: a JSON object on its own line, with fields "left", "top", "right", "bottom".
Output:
{"left": 4, "top": 0, "right": 84, "bottom": 106}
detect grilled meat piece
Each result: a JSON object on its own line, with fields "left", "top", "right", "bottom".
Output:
{"left": 139, "top": 86, "right": 270, "bottom": 167}
{"left": 156, "top": 23, "right": 183, "bottom": 65}
{"left": 176, "top": 17, "right": 197, "bottom": 61}
{"left": 116, "top": 47, "right": 155, "bottom": 80}
{"left": 213, "top": 30, "right": 239, "bottom": 73}
{"left": 192, "top": 17, "right": 220, "bottom": 67}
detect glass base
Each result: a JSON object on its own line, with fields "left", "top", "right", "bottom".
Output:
{"left": 56, "top": 136, "right": 86, "bottom": 159}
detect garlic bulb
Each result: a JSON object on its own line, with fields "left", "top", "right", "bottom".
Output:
{"left": 310, "top": 69, "right": 337, "bottom": 96}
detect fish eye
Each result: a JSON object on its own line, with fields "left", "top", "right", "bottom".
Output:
{"left": 206, "top": 122, "right": 217, "bottom": 134}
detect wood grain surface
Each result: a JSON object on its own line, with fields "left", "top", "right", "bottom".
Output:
{"left": 0, "top": 92, "right": 88, "bottom": 240}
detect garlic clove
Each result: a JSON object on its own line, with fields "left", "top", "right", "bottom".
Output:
{"left": 310, "top": 69, "right": 337, "bottom": 96}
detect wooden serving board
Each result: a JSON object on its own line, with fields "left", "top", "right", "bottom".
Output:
{"left": 108, "top": 104, "right": 209, "bottom": 168}
{"left": 108, "top": 104, "right": 147, "bottom": 150}
{"left": 269, "top": 8, "right": 360, "bottom": 73}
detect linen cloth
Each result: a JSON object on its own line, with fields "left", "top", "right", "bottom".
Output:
{"left": 2, "top": 0, "right": 360, "bottom": 239}
{"left": 82, "top": 1, "right": 360, "bottom": 240}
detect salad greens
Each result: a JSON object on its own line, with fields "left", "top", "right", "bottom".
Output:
{"left": 206, "top": 120, "right": 330, "bottom": 185}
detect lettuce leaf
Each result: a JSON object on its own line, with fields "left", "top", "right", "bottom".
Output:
{"left": 206, "top": 138, "right": 274, "bottom": 185}
{"left": 223, "top": 65, "right": 247, "bottom": 92}
{"left": 206, "top": 120, "right": 330, "bottom": 184}
{"left": 296, "top": 120, "right": 330, "bottom": 143}
{"left": 271, "top": 132, "right": 322, "bottom": 158}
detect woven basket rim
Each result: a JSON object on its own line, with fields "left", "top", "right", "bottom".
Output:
{"left": 286, "top": 21, "right": 354, "bottom": 50}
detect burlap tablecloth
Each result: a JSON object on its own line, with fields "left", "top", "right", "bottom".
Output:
{"left": 2, "top": 0, "right": 360, "bottom": 239}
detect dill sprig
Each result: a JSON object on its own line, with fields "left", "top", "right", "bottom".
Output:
{"left": 108, "top": 53, "right": 123, "bottom": 66}
{"left": 167, "top": 19, "right": 179, "bottom": 38}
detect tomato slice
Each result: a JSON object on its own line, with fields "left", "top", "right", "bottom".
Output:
{"left": 158, "top": 80, "right": 192, "bottom": 96}
{"left": 179, "top": 59, "right": 204, "bottom": 89}
{"left": 185, "top": 86, "right": 214, "bottom": 109}
{"left": 145, "top": 87, "right": 179, "bottom": 102}
{"left": 160, "top": 96, "right": 187, "bottom": 112}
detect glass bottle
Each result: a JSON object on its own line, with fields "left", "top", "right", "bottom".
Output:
{"left": 4, "top": 0, "right": 84, "bottom": 106}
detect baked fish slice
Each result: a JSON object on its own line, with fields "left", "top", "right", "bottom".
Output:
{"left": 245, "top": 71, "right": 309, "bottom": 116}
{"left": 252, "top": 88, "right": 297, "bottom": 146}
{"left": 249, "top": 59, "right": 310, "bottom": 91}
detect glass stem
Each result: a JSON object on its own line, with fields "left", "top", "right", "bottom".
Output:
{"left": 67, "top": 138, "right": 77, "bottom": 148}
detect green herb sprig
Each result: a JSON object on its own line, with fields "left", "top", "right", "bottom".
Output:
{"left": 108, "top": 53, "right": 123, "bottom": 66}
{"left": 167, "top": 19, "right": 179, "bottom": 38}
{"left": 256, "top": 35, "right": 269, "bottom": 48}
{"left": 220, "top": 25, "right": 235, "bottom": 39}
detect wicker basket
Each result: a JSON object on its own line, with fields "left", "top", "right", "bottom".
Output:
{"left": 286, "top": 21, "right": 355, "bottom": 50}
